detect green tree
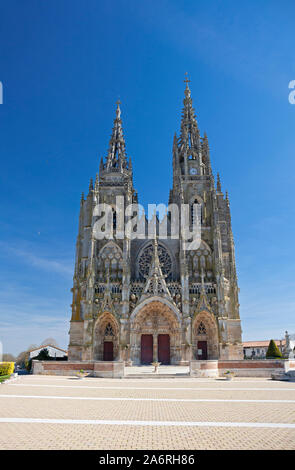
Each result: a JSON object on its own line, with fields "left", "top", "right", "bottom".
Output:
{"left": 266, "top": 339, "right": 282, "bottom": 359}
{"left": 16, "top": 350, "right": 30, "bottom": 368}
{"left": 35, "top": 348, "right": 51, "bottom": 360}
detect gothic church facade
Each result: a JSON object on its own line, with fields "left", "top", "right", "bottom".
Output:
{"left": 68, "top": 81, "right": 243, "bottom": 364}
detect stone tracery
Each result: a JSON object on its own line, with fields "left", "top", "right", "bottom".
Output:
{"left": 97, "top": 242, "right": 123, "bottom": 281}
{"left": 138, "top": 243, "right": 172, "bottom": 280}
{"left": 188, "top": 240, "right": 213, "bottom": 282}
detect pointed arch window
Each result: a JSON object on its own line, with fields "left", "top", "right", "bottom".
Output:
{"left": 112, "top": 208, "right": 117, "bottom": 230}
{"left": 197, "top": 322, "right": 207, "bottom": 335}
{"left": 104, "top": 323, "right": 114, "bottom": 337}
{"left": 97, "top": 242, "right": 123, "bottom": 281}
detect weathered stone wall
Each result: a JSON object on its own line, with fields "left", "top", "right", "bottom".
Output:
{"left": 68, "top": 322, "right": 84, "bottom": 361}
{"left": 190, "top": 360, "right": 219, "bottom": 377}
{"left": 218, "top": 360, "right": 285, "bottom": 377}
{"left": 93, "top": 361, "right": 124, "bottom": 378}
{"left": 32, "top": 360, "right": 124, "bottom": 378}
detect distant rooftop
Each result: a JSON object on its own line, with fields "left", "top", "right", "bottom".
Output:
{"left": 243, "top": 340, "right": 285, "bottom": 348}
{"left": 28, "top": 344, "right": 68, "bottom": 354}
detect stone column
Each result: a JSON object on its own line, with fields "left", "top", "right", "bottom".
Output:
{"left": 153, "top": 334, "right": 158, "bottom": 362}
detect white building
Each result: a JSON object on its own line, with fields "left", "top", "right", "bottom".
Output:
{"left": 243, "top": 340, "right": 285, "bottom": 359}
{"left": 29, "top": 345, "right": 67, "bottom": 360}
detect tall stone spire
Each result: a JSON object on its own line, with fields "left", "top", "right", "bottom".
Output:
{"left": 105, "top": 100, "right": 128, "bottom": 172}
{"left": 179, "top": 74, "right": 200, "bottom": 157}
{"left": 172, "top": 75, "right": 215, "bottom": 181}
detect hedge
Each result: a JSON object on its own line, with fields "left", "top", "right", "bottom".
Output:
{"left": 0, "top": 362, "right": 15, "bottom": 376}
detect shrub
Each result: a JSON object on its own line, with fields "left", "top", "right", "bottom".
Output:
{"left": 0, "top": 362, "right": 15, "bottom": 376}
{"left": 266, "top": 339, "right": 282, "bottom": 359}
{"left": 0, "top": 375, "right": 10, "bottom": 383}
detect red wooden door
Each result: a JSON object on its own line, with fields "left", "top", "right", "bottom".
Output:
{"left": 141, "top": 335, "right": 153, "bottom": 364}
{"left": 197, "top": 341, "right": 208, "bottom": 360}
{"left": 103, "top": 341, "right": 113, "bottom": 361}
{"left": 158, "top": 334, "right": 170, "bottom": 364}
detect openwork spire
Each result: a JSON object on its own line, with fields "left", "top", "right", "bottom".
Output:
{"left": 179, "top": 74, "right": 200, "bottom": 155}
{"left": 105, "top": 100, "right": 127, "bottom": 171}
{"left": 201, "top": 132, "right": 212, "bottom": 175}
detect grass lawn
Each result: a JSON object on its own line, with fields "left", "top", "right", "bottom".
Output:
{"left": 0, "top": 375, "right": 10, "bottom": 383}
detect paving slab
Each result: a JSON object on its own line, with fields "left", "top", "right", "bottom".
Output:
{"left": 1, "top": 375, "right": 294, "bottom": 450}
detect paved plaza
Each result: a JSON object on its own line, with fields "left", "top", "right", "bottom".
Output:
{"left": 0, "top": 374, "right": 295, "bottom": 450}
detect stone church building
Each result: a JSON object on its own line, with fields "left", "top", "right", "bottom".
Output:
{"left": 68, "top": 81, "right": 243, "bottom": 365}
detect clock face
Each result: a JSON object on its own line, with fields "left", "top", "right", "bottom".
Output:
{"left": 190, "top": 167, "right": 197, "bottom": 175}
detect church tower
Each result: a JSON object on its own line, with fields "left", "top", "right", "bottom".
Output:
{"left": 68, "top": 101, "right": 137, "bottom": 361}
{"left": 169, "top": 76, "right": 242, "bottom": 360}
{"left": 68, "top": 80, "right": 243, "bottom": 364}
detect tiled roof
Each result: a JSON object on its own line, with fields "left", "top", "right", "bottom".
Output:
{"left": 243, "top": 340, "right": 285, "bottom": 348}
{"left": 28, "top": 344, "right": 68, "bottom": 354}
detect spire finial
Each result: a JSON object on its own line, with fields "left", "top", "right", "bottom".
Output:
{"left": 184, "top": 72, "right": 191, "bottom": 98}
{"left": 116, "top": 99, "right": 121, "bottom": 118}
{"left": 184, "top": 72, "right": 191, "bottom": 86}
{"left": 217, "top": 173, "right": 221, "bottom": 192}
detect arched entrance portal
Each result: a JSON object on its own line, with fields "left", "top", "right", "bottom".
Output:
{"left": 192, "top": 311, "right": 219, "bottom": 360}
{"left": 93, "top": 312, "right": 119, "bottom": 361}
{"left": 130, "top": 300, "right": 181, "bottom": 365}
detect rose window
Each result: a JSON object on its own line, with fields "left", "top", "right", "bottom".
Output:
{"left": 138, "top": 244, "right": 172, "bottom": 279}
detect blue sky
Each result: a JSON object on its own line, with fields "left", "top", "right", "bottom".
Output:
{"left": 0, "top": 0, "right": 294, "bottom": 354}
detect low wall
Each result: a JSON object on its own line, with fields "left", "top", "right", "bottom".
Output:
{"left": 32, "top": 360, "right": 124, "bottom": 378}
{"left": 33, "top": 359, "right": 292, "bottom": 379}
{"left": 93, "top": 361, "right": 124, "bottom": 378}
{"left": 218, "top": 360, "right": 286, "bottom": 378}
{"left": 190, "top": 360, "right": 219, "bottom": 378}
